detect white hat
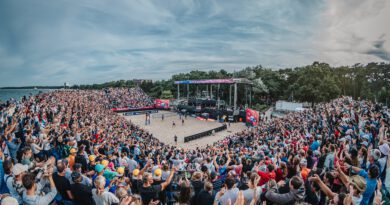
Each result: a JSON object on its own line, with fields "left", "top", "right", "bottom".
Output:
{"left": 379, "top": 143, "right": 390, "bottom": 156}
{"left": 1, "top": 196, "right": 18, "bottom": 205}
{"left": 12, "top": 164, "right": 28, "bottom": 176}
{"left": 362, "top": 141, "right": 369, "bottom": 147}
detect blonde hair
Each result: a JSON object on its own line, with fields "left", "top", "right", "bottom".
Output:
{"left": 115, "top": 187, "right": 128, "bottom": 200}
{"left": 191, "top": 171, "right": 202, "bottom": 181}
{"left": 94, "top": 176, "right": 106, "bottom": 195}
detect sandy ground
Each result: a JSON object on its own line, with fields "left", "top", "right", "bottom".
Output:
{"left": 123, "top": 111, "right": 247, "bottom": 149}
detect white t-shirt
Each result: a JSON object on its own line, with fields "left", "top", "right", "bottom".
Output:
{"left": 218, "top": 188, "right": 239, "bottom": 205}
{"left": 92, "top": 189, "right": 119, "bottom": 205}
{"left": 31, "top": 143, "right": 41, "bottom": 154}
{"left": 243, "top": 187, "right": 262, "bottom": 205}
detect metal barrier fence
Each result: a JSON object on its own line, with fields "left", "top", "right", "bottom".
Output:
{"left": 123, "top": 110, "right": 158, "bottom": 116}
{"left": 184, "top": 124, "right": 227, "bottom": 142}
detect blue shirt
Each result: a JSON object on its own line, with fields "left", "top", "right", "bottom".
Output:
{"left": 359, "top": 170, "right": 377, "bottom": 205}
{"left": 310, "top": 141, "right": 320, "bottom": 151}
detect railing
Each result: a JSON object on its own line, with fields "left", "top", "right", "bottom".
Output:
{"left": 184, "top": 124, "right": 227, "bottom": 142}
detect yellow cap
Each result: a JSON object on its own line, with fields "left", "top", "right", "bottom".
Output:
{"left": 154, "top": 168, "right": 162, "bottom": 177}
{"left": 101, "top": 160, "right": 109, "bottom": 167}
{"left": 70, "top": 148, "right": 77, "bottom": 154}
{"left": 117, "top": 167, "right": 125, "bottom": 176}
{"left": 132, "top": 169, "right": 140, "bottom": 176}
{"left": 88, "top": 155, "right": 96, "bottom": 162}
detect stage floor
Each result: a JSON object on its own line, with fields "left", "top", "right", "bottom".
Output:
{"left": 123, "top": 111, "right": 247, "bottom": 149}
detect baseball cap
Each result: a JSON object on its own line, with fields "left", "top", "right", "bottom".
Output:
{"left": 95, "top": 164, "right": 105, "bottom": 173}
{"left": 12, "top": 164, "right": 28, "bottom": 176}
{"left": 132, "top": 169, "right": 140, "bottom": 177}
{"left": 153, "top": 168, "right": 162, "bottom": 179}
{"left": 116, "top": 167, "right": 125, "bottom": 177}
{"left": 70, "top": 148, "right": 77, "bottom": 154}
{"left": 101, "top": 160, "right": 109, "bottom": 167}
{"left": 88, "top": 155, "right": 96, "bottom": 162}
{"left": 103, "top": 170, "right": 118, "bottom": 180}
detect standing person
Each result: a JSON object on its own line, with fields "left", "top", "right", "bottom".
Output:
{"left": 70, "top": 171, "right": 95, "bottom": 205}
{"left": 8, "top": 163, "right": 28, "bottom": 204}
{"left": 67, "top": 148, "right": 77, "bottom": 171}
{"left": 345, "top": 163, "right": 380, "bottom": 205}
{"left": 264, "top": 176, "right": 305, "bottom": 205}
{"left": 196, "top": 182, "right": 215, "bottom": 205}
{"left": 52, "top": 160, "right": 74, "bottom": 204}
{"left": 214, "top": 177, "right": 239, "bottom": 205}
{"left": 92, "top": 176, "right": 119, "bottom": 205}
{"left": 242, "top": 173, "right": 261, "bottom": 205}
{"left": 162, "top": 114, "right": 164, "bottom": 121}
{"left": 172, "top": 121, "right": 176, "bottom": 128}
{"left": 22, "top": 172, "right": 57, "bottom": 205}
{"left": 139, "top": 167, "right": 175, "bottom": 205}
{"left": 174, "top": 135, "right": 178, "bottom": 146}
{"left": 182, "top": 119, "right": 185, "bottom": 126}
{"left": 5, "top": 135, "right": 21, "bottom": 163}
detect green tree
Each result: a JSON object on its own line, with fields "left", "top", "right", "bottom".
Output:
{"left": 161, "top": 90, "right": 173, "bottom": 99}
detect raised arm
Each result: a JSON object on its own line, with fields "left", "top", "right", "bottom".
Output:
{"left": 213, "top": 156, "right": 220, "bottom": 170}
{"left": 224, "top": 154, "right": 231, "bottom": 167}
{"left": 336, "top": 162, "right": 349, "bottom": 187}
{"left": 138, "top": 161, "right": 151, "bottom": 179}
{"left": 345, "top": 163, "right": 363, "bottom": 173}
{"left": 309, "top": 174, "right": 336, "bottom": 199}
{"left": 161, "top": 167, "right": 176, "bottom": 190}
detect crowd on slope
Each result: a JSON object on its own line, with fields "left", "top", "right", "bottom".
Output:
{"left": 0, "top": 89, "right": 388, "bottom": 205}
{"left": 104, "top": 88, "right": 154, "bottom": 109}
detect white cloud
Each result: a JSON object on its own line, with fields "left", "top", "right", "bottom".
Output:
{"left": 0, "top": 0, "right": 389, "bottom": 86}
{"left": 313, "top": 0, "right": 390, "bottom": 64}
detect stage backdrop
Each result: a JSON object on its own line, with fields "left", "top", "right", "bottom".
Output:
{"left": 246, "top": 108, "right": 259, "bottom": 126}
{"left": 154, "top": 99, "right": 170, "bottom": 109}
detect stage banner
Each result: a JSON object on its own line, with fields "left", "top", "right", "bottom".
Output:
{"left": 246, "top": 108, "right": 259, "bottom": 126}
{"left": 154, "top": 99, "right": 170, "bottom": 109}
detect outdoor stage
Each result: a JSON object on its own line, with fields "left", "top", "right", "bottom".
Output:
{"left": 123, "top": 111, "right": 247, "bottom": 149}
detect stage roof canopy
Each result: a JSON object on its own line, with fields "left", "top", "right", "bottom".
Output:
{"left": 174, "top": 78, "right": 252, "bottom": 85}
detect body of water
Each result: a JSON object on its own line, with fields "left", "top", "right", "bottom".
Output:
{"left": 0, "top": 89, "right": 54, "bottom": 102}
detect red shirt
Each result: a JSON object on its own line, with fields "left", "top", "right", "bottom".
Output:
{"left": 257, "top": 171, "right": 276, "bottom": 186}
{"left": 275, "top": 168, "right": 285, "bottom": 182}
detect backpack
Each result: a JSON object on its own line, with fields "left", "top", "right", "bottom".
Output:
{"left": 2, "top": 175, "right": 12, "bottom": 194}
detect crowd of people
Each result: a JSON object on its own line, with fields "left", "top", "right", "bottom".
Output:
{"left": 0, "top": 89, "right": 388, "bottom": 205}
{"left": 104, "top": 87, "right": 154, "bottom": 109}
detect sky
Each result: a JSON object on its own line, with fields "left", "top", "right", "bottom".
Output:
{"left": 0, "top": 0, "right": 389, "bottom": 87}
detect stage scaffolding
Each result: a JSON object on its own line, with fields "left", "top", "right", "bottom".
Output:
{"left": 174, "top": 78, "right": 253, "bottom": 110}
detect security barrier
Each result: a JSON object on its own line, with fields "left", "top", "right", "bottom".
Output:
{"left": 184, "top": 124, "right": 227, "bottom": 142}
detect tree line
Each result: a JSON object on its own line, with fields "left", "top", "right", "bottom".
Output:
{"left": 72, "top": 62, "right": 390, "bottom": 107}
